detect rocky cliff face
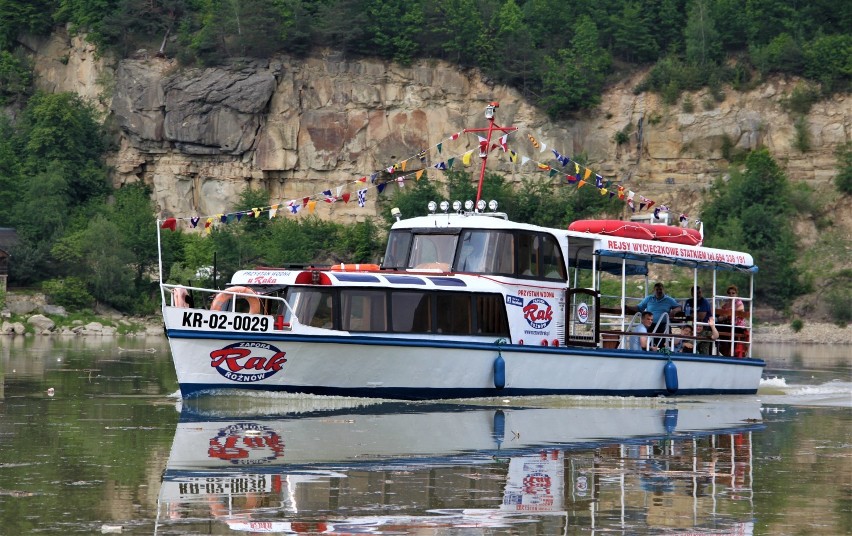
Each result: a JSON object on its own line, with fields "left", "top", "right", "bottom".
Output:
{"left": 26, "top": 31, "right": 851, "bottom": 226}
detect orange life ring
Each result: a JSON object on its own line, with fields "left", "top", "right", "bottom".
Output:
{"left": 211, "top": 286, "right": 261, "bottom": 314}
{"left": 330, "top": 263, "right": 380, "bottom": 272}
{"left": 171, "top": 286, "right": 189, "bottom": 308}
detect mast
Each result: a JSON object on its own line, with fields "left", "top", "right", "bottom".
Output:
{"left": 464, "top": 102, "right": 518, "bottom": 207}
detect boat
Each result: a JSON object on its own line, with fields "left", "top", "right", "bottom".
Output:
{"left": 158, "top": 104, "right": 764, "bottom": 399}
{"left": 156, "top": 399, "right": 763, "bottom": 534}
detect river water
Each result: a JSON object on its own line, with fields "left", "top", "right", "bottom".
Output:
{"left": 0, "top": 336, "right": 849, "bottom": 535}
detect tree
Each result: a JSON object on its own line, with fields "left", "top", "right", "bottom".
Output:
{"left": 539, "top": 15, "right": 611, "bottom": 117}
{"left": 17, "top": 92, "right": 109, "bottom": 202}
{"left": 701, "top": 149, "right": 804, "bottom": 308}
{"left": 609, "top": 1, "right": 659, "bottom": 63}
{"left": 835, "top": 143, "right": 852, "bottom": 194}
{"left": 487, "top": 0, "right": 536, "bottom": 93}
{"left": 0, "top": 49, "right": 32, "bottom": 105}
{"left": 684, "top": 0, "right": 721, "bottom": 68}
{"left": 433, "top": 0, "right": 486, "bottom": 66}
{"left": 364, "top": 0, "right": 424, "bottom": 65}
{"left": 0, "top": 0, "right": 58, "bottom": 49}
{"left": 110, "top": 183, "right": 158, "bottom": 288}
{"left": 803, "top": 34, "right": 852, "bottom": 93}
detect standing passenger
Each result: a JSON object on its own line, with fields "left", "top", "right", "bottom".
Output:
{"left": 637, "top": 283, "right": 681, "bottom": 346}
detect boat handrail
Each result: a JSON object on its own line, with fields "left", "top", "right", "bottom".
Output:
{"left": 161, "top": 282, "right": 299, "bottom": 322}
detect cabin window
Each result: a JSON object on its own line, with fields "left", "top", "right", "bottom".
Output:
{"left": 287, "top": 289, "right": 335, "bottom": 328}
{"left": 408, "top": 234, "right": 458, "bottom": 270}
{"left": 475, "top": 294, "right": 510, "bottom": 336}
{"left": 517, "top": 232, "right": 565, "bottom": 280}
{"left": 540, "top": 234, "right": 566, "bottom": 280}
{"left": 382, "top": 230, "right": 412, "bottom": 270}
{"left": 341, "top": 290, "right": 387, "bottom": 332}
{"left": 391, "top": 292, "right": 432, "bottom": 333}
{"left": 517, "top": 233, "right": 540, "bottom": 277}
{"left": 436, "top": 293, "right": 471, "bottom": 334}
{"left": 455, "top": 230, "right": 514, "bottom": 275}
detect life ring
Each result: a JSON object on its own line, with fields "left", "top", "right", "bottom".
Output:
{"left": 171, "top": 286, "right": 189, "bottom": 308}
{"left": 330, "top": 263, "right": 380, "bottom": 272}
{"left": 211, "top": 286, "right": 261, "bottom": 314}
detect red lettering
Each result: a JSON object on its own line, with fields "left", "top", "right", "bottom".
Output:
{"left": 265, "top": 352, "right": 288, "bottom": 371}
{"left": 523, "top": 303, "right": 553, "bottom": 323}
{"left": 243, "top": 356, "right": 267, "bottom": 371}
{"left": 210, "top": 348, "right": 288, "bottom": 373}
{"left": 210, "top": 348, "right": 251, "bottom": 371}
{"left": 208, "top": 436, "right": 248, "bottom": 460}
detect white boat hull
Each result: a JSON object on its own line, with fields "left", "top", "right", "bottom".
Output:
{"left": 164, "top": 306, "right": 764, "bottom": 399}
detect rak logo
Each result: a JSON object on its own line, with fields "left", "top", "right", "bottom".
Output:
{"left": 209, "top": 342, "right": 288, "bottom": 383}
{"left": 523, "top": 298, "right": 553, "bottom": 329}
{"left": 208, "top": 422, "right": 285, "bottom": 465}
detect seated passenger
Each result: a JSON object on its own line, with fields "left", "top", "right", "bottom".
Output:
{"left": 718, "top": 284, "right": 746, "bottom": 327}
{"left": 675, "top": 317, "right": 719, "bottom": 354}
{"left": 682, "top": 286, "right": 711, "bottom": 322}
{"left": 628, "top": 311, "right": 658, "bottom": 352}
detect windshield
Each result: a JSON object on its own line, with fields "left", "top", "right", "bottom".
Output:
{"left": 407, "top": 234, "right": 458, "bottom": 270}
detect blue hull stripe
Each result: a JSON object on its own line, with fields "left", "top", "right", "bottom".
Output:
{"left": 176, "top": 382, "right": 759, "bottom": 400}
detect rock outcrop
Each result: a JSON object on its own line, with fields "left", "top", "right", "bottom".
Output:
{"left": 24, "top": 37, "right": 851, "bottom": 225}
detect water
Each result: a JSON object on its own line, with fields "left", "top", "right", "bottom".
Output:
{"left": 0, "top": 337, "right": 849, "bottom": 535}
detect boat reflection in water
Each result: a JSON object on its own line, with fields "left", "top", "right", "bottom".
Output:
{"left": 156, "top": 396, "right": 762, "bottom": 535}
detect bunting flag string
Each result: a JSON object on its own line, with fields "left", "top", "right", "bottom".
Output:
{"left": 158, "top": 124, "right": 697, "bottom": 234}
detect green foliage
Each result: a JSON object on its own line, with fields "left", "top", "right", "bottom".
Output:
{"left": 0, "top": 0, "right": 56, "bottom": 48}
{"left": 803, "top": 34, "right": 852, "bottom": 93}
{"left": 835, "top": 143, "right": 852, "bottom": 194}
{"left": 790, "top": 318, "right": 803, "bottom": 332}
{"left": 539, "top": 15, "right": 611, "bottom": 117}
{"left": 702, "top": 150, "right": 805, "bottom": 308}
{"left": 3, "top": 0, "right": 847, "bottom": 113}
{"left": 384, "top": 169, "right": 619, "bottom": 230}
{"left": 750, "top": 33, "right": 804, "bottom": 75}
{"left": 42, "top": 277, "right": 95, "bottom": 309}
{"left": 0, "top": 49, "right": 32, "bottom": 104}
{"left": 685, "top": 0, "right": 721, "bottom": 68}
{"left": 609, "top": 1, "right": 659, "bottom": 63}
{"left": 793, "top": 116, "right": 810, "bottom": 153}
{"left": 783, "top": 83, "right": 820, "bottom": 115}
{"left": 825, "top": 270, "right": 852, "bottom": 326}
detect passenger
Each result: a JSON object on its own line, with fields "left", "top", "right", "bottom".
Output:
{"left": 718, "top": 284, "right": 746, "bottom": 327}
{"left": 682, "top": 286, "right": 711, "bottom": 322}
{"left": 637, "top": 282, "right": 681, "bottom": 345}
{"left": 676, "top": 318, "right": 720, "bottom": 354}
{"left": 628, "top": 311, "right": 657, "bottom": 352}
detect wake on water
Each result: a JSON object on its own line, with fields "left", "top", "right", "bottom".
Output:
{"left": 759, "top": 376, "right": 852, "bottom": 407}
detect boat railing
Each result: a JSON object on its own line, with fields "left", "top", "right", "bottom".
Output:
{"left": 161, "top": 283, "right": 299, "bottom": 324}
{"left": 598, "top": 295, "right": 643, "bottom": 338}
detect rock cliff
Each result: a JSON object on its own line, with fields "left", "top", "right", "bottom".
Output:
{"left": 26, "top": 30, "right": 851, "bottom": 226}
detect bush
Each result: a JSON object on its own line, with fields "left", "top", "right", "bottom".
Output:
{"left": 835, "top": 143, "right": 852, "bottom": 194}
{"left": 783, "top": 84, "right": 820, "bottom": 115}
{"left": 790, "top": 318, "right": 804, "bottom": 332}
{"left": 793, "top": 116, "right": 811, "bottom": 153}
{"left": 42, "top": 277, "right": 94, "bottom": 309}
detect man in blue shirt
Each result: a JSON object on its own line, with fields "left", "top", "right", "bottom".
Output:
{"left": 638, "top": 283, "right": 681, "bottom": 322}
{"left": 682, "top": 286, "right": 711, "bottom": 322}
{"left": 637, "top": 283, "right": 681, "bottom": 347}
